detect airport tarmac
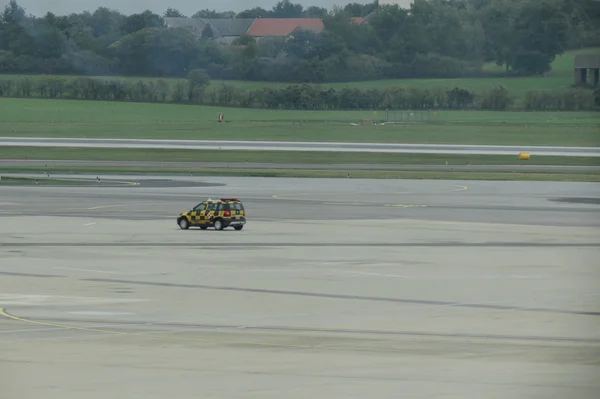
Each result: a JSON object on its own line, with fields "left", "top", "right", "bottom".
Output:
{"left": 1, "top": 176, "right": 599, "bottom": 399}
{"left": 2, "top": 159, "right": 600, "bottom": 172}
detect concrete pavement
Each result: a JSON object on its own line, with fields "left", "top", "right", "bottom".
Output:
{"left": 0, "top": 176, "right": 599, "bottom": 399}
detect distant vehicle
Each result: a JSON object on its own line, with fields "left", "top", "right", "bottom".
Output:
{"left": 177, "top": 198, "right": 246, "bottom": 231}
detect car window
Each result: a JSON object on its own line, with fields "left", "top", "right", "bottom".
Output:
{"left": 194, "top": 203, "right": 206, "bottom": 211}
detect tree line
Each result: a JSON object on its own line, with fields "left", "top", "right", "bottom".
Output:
{"left": 0, "top": 0, "right": 599, "bottom": 83}
{"left": 0, "top": 74, "right": 597, "bottom": 111}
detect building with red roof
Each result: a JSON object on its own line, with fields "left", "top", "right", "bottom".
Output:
{"left": 246, "top": 18, "right": 325, "bottom": 38}
{"left": 165, "top": 17, "right": 326, "bottom": 44}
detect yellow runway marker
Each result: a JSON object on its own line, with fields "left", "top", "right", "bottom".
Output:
{"left": 0, "top": 307, "right": 410, "bottom": 354}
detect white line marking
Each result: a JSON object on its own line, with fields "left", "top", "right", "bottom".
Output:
{"left": 336, "top": 271, "right": 545, "bottom": 280}
{"left": 52, "top": 267, "right": 155, "bottom": 276}
{"left": 69, "top": 311, "right": 133, "bottom": 316}
{"left": 451, "top": 185, "right": 469, "bottom": 192}
{"left": 0, "top": 321, "right": 153, "bottom": 335}
{"left": 83, "top": 222, "right": 96, "bottom": 226}
{"left": 0, "top": 294, "right": 148, "bottom": 306}
{"left": 0, "top": 326, "right": 209, "bottom": 345}
{"left": 0, "top": 327, "right": 72, "bottom": 334}
{"left": 244, "top": 269, "right": 321, "bottom": 273}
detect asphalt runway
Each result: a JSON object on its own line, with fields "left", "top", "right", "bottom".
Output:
{"left": 2, "top": 159, "right": 600, "bottom": 172}
{"left": 1, "top": 137, "right": 599, "bottom": 156}
{"left": 1, "top": 176, "right": 599, "bottom": 399}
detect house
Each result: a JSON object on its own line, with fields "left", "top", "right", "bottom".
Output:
{"left": 350, "top": 11, "right": 379, "bottom": 25}
{"left": 163, "top": 17, "right": 254, "bottom": 44}
{"left": 203, "top": 18, "right": 256, "bottom": 44}
{"left": 246, "top": 18, "right": 325, "bottom": 40}
{"left": 164, "top": 17, "right": 325, "bottom": 44}
{"left": 164, "top": 17, "right": 205, "bottom": 36}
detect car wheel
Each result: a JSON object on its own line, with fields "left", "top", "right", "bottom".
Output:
{"left": 214, "top": 219, "right": 224, "bottom": 231}
{"left": 178, "top": 218, "right": 190, "bottom": 230}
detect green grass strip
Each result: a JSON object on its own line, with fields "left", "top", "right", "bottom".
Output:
{"left": 0, "top": 147, "right": 598, "bottom": 166}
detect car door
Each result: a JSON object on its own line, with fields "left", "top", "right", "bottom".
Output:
{"left": 205, "top": 202, "right": 218, "bottom": 224}
{"left": 191, "top": 202, "right": 207, "bottom": 226}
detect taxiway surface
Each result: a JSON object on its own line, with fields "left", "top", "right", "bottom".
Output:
{"left": 1, "top": 176, "right": 599, "bottom": 399}
{"left": 2, "top": 159, "right": 600, "bottom": 172}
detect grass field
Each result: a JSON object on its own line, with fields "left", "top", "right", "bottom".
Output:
{"left": 0, "top": 176, "right": 109, "bottom": 185}
{"left": 1, "top": 98, "right": 598, "bottom": 146}
{"left": 0, "top": 147, "right": 598, "bottom": 166}
{"left": 2, "top": 48, "right": 598, "bottom": 98}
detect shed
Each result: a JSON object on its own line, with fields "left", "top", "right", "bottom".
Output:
{"left": 574, "top": 54, "right": 600, "bottom": 86}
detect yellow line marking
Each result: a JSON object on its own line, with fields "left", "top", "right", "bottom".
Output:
{"left": 0, "top": 307, "right": 407, "bottom": 354}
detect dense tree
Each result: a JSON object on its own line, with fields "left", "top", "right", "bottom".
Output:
{"left": 164, "top": 8, "right": 185, "bottom": 18}
{"left": 271, "top": 0, "right": 305, "bottom": 18}
{"left": 201, "top": 24, "right": 214, "bottom": 39}
{"left": 236, "top": 7, "right": 269, "bottom": 19}
{"left": 192, "top": 9, "right": 235, "bottom": 19}
{"left": 121, "top": 10, "right": 163, "bottom": 35}
{"left": 478, "top": 0, "right": 571, "bottom": 74}
{"left": 0, "top": 0, "right": 597, "bottom": 82}
{"left": 343, "top": 1, "right": 380, "bottom": 17}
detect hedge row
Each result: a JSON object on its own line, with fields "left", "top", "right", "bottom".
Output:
{"left": 0, "top": 77, "right": 597, "bottom": 111}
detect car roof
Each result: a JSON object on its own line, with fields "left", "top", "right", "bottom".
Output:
{"left": 203, "top": 198, "right": 242, "bottom": 203}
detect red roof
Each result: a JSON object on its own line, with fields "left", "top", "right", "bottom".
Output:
{"left": 350, "top": 17, "right": 364, "bottom": 25}
{"left": 246, "top": 18, "right": 325, "bottom": 37}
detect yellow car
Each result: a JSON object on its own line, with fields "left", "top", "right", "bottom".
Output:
{"left": 177, "top": 197, "right": 246, "bottom": 231}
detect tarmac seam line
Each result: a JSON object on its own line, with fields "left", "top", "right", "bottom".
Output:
{"left": 0, "top": 308, "right": 460, "bottom": 354}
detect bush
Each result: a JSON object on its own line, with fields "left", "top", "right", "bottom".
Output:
{"left": 476, "top": 85, "right": 513, "bottom": 110}
{"left": 525, "top": 88, "right": 595, "bottom": 110}
{"left": 0, "top": 75, "right": 596, "bottom": 111}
